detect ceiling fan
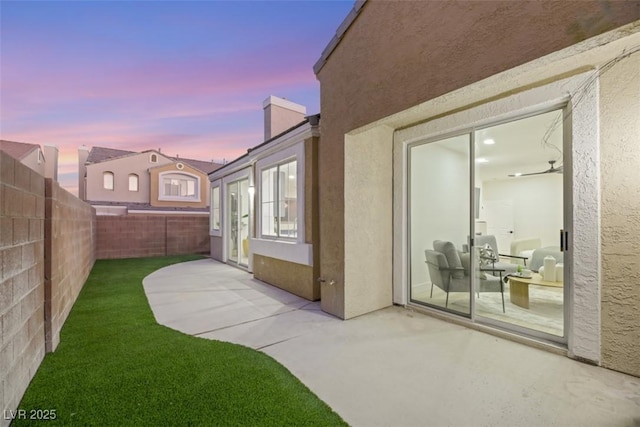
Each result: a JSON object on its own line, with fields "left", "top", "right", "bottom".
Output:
{"left": 508, "top": 160, "right": 563, "bottom": 177}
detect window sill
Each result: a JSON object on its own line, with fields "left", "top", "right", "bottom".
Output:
{"left": 158, "top": 196, "right": 201, "bottom": 202}
{"left": 250, "top": 238, "right": 312, "bottom": 266}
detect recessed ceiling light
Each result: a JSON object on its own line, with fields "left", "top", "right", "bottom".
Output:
{"left": 513, "top": 172, "right": 522, "bottom": 177}
{"left": 475, "top": 158, "right": 489, "bottom": 163}
{"left": 483, "top": 138, "right": 495, "bottom": 145}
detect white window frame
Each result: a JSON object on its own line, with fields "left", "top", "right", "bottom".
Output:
{"left": 150, "top": 153, "right": 158, "bottom": 163}
{"left": 128, "top": 174, "right": 139, "bottom": 192}
{"left": 252, "top": 141, "right": 312, "bottom": 266}
{"left": 210, "top": 181, "right": 222, "bottom": 236}
{"left": 259, "top": 158, "right": 298, "bottom": 240}
{"left": 256, "top": 143, "right": 304, "bottom": 242}
{"left": 158, "top": 171, "right": 201, "bottom": 202}
{"left": 103, "top": 171, "right": 114, "bottom": 191}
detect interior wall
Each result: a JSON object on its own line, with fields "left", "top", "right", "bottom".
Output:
{"left": 482, "top": 174, "right": 563, "bottom": 249}
{"left": 410, "top": 139, "right": 470, "bottom": 286}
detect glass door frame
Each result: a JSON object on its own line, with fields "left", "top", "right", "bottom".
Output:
{"left": 406, "top": 103, "right": 570, "bottom": 346}
{"left": 226, "top": 178, "right": 250, "bottom": 268}
{"left": 406, "top": 130, "right": 473, "bottom": 318}
{"left": 221, "top": 167, "right": 253, "bottom": 271}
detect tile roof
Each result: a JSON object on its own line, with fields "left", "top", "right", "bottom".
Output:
{"left": 85, "top": 146, "right": 223, "bottom": 174}
{"left": 175, "top": 157, "right": 222, "bottom": 174}
{"left": 0, "top": 140, "right": 40, "bottom": 160}
{"left": 85, "top": 146, "right": 136, "bottom": 164}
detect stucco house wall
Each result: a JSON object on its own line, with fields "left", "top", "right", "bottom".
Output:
{"left": 251, "top": 135, "right": 321, "bottom": 301}
{"left": 315, "top": 0, "right": 640, "bottom": 376}
{"left": 599, "top": 51, "right": 640, "bottom": 376}
{"left": 17, "top": 149, "right": 45, "bottom": 177}
{"left": 209, "top": 122, "right": 320, "bottom": 301}
{"left": 316, "top": 0, "right": 640, "bottom": 320}
{"left": 85, "top": 151, "right": 172, "bottom": 203}
{"left": 149, "top": 162, "right": 209, "bottom": 208}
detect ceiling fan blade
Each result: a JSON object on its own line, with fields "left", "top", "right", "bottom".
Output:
{"left": 509, "top": 162, "right": 564, "bottom": 177}
{"left": 509, "top": 171, "right": 546, "bottom": 177}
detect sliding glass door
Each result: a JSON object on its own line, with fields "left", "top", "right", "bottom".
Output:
{"left": 227, "top": 179, "right": 250, "bottom": 267}
{"left": 409, "top": 134, "right": 471, "bottom": 316}
{"left": 473, "top": 109, "right": 565, "bottom": 339}
{"left": 408, "top": 108, "right": 567, "bottom": 341}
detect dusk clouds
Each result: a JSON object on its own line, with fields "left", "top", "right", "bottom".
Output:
{"left": 0, "top": 1, "right": 352, "bottom": 194}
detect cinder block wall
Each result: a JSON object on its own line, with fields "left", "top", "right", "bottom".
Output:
{"left": 96, "top": 215, "right": 209, "bottom": 259}
{"left": 1, "top": 152, "right": 46, "bottom": 427}
{"left": 44, "top": 179, "right": 97, "bottom": 352}
{"left": 166, "top": 216, "right": 210, "bottom": 256}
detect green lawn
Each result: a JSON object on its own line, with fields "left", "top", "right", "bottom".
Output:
{"left": 14, "top": 255, "right": 346, "bottom": 426}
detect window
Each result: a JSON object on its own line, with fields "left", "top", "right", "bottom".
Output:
{"left": 159, "top": 172, "right": 200, "bottom": 201}
{"left": 128, "top": 174, "right": 139, "bottom": 192}
{"left": 261, "top": 159, "right": 297, "bottom": 238}
{"left": 103, "top": 172, "right": 114, "bottom": 190}
{"left": 211, "top": 186, "right": 220, "bottom": 231}
{"left": 150, "top": 153, "right": 158, "bottom": 163}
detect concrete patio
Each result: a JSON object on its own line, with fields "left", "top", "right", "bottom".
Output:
{"left": 143, "top": 259, "right": 640, "bottom": 427}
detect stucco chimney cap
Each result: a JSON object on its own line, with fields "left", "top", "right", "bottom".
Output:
{"left": 262, "top": 95, "right": 306, "bottom": 114}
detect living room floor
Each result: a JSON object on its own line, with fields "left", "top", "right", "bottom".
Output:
{"left": 412, "top": 282, "right": 564, "bottom": 336}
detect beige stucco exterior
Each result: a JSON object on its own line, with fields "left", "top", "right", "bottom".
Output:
{"left": 210, "top": 123, "right": 320, "bottom": 301}
{"left": 599, "top": 52, "right": 640, "bottom": 376}
{"left": 253, "top": 254, "right": 318, "bottom": 300}
{"left": 149, "top": 162, "right": 209, "bottom": 208}
{"left": 315, "top": 0, "right": 640, "bottom": 376}
{"left": 316, "top": 0, "right": 640, "bottom": 320}
{"left": 263, "top": 96, "right": 307, "bottom": 140}
{"left": 1, "top": 142, "right": 58, "bottom": 180}
{"left": 85, "top": 151, "right": 172, "bottom": 203}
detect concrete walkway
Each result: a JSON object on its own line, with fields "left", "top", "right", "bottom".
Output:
{"left": 143, "top": 259, "right": 640, "bottom": 427}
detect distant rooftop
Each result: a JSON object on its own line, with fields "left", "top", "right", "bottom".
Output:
{"left": 84, "top": 146, "right": 222, "bottom": 175}
{"left": 0, "top": 140, "right": 40, "bottom": 160}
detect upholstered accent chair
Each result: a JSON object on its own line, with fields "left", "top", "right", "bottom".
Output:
{"left": 474, "top": 235, "right": 527, "bottom": 275}
{"left": 425, "top": 240, "right": 505, "bottom": 312}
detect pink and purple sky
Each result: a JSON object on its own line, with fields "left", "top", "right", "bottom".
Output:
{"left": 0, "top": 0, "right": 353, "bottom": 195}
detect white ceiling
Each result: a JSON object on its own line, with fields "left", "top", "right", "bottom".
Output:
{"left": 475, "top": 109, "right": 564, "bottom": 181}
{"left": 415, "top": 108, "right": 565, "bottom": 181}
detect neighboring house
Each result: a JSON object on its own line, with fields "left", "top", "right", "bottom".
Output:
{"left": 209, "top": 96, "right": 320, "bottom": 300}
{"left": 0, "top": 139, "right": 59, "bottom": 180}
{"left": 312, "top": 0, "right": 640, "bottom": 377}
{"left": 79, "top": 146, "right": 222, "bottom": 215}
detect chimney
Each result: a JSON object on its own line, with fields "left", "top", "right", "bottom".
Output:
{"left": 263, "top": 95, "right": 306, "bottom": 141}
{"left": 78, "top": 145, "right": 90, "bottom": 201}
{"left": 44, "top": 145, "right": 59, "bottom": 181}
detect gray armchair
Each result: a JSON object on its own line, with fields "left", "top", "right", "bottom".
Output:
{"left": 474, "top": 235, "right": 527, "bottom": 275}
{"left": 425, "top": 240, "right": 505, "bottom": 312}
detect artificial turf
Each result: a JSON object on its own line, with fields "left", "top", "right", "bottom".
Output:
{"left": 13, "top": 255, "right": 347, "bottom": 426}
